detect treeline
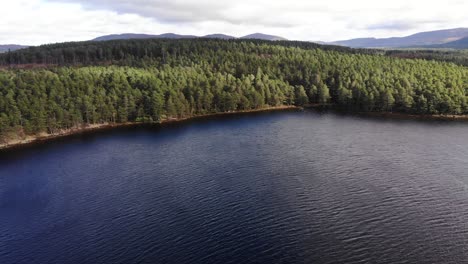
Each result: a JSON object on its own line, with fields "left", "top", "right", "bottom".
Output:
{"left": 385, "top": 49, "right": 468, "bottom": 67}
{"left": 0, "top": 39, "right": 380, "bottom": 67}
{"left": 2, "top": 38, "right": 467, "bottom": 67}
{"left": 0, "top": 65, "right": 301, "bottom": 138}
{"left": 0, "top": 39, "right": 467, "bottom": 141}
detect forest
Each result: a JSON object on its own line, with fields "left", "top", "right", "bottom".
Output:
{"left": 385, "top": 49, "right": 468, "bottom": 67}
{"left": 0, "top": 38, "right": 467, "bottom": 142}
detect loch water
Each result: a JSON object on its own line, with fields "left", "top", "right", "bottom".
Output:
{"left": 1, "top": 109, "right": 468, "bottom": 264}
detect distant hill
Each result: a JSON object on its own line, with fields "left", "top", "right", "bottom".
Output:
{"left": 92, "top": 33, "right": 197, "bottom": 41}
{"left": 157, "top": 33, "right": 198, "bottom": 39}
{"left": 0, "top": 45, "right": 28, "bottom": 53}
{"left": 332, "top": 28, "right": 468, "bottom": 48}
{"left": 92, "top": 33, "right": 157, "bottom": 41}
{"left": 425, "top": 37, "right": 468, "bottom": 49}
{"left": 240, "top": 33, "right": 287, "bottom": 41}
{"left": 202, "top": 34, "right": 236, "bottom": 39}
{"left": 93, "top": 33, "right": 287, "bottom": 42}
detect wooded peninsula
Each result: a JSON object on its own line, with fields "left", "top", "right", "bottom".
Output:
{"left": 0, "top": 39, "right": 467, "bottom": 146}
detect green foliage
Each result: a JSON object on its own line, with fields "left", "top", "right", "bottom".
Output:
{"left": 385, "top": 49, "right": 468, "bottom": 67}
{"left": 0, "top": 38, "right": 467, "bottom": 138}
{"left": 294, "top": 86, "right": 309, "bottom": 106}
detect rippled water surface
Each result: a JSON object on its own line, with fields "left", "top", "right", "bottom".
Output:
{"left": 1, "top": 110, "right": 468, "bottom": 264}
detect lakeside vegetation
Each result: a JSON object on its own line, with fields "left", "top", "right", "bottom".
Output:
{"left": 0, "top": 39, "right": 467, "bottom": 143}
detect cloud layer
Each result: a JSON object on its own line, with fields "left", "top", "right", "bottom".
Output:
{"left": 1, "top": 0, "right": 467, "bottom": 45}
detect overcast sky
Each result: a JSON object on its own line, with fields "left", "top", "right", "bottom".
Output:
{"left": 1, "top": 0, "right": 468, "bottom": 45}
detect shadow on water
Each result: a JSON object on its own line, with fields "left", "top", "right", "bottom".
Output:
{"left": 309, "top": 106, "right": 468, "bottom": 126}
{"left": 0, "top": 109, "right": 300, "bottom": 163}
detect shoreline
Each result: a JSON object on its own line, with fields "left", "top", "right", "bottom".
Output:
{"left": 358, "top": 111, "right": 468, "bottom": 121}
{"left": 2, "top": 105, "right": 468, "bottom": 151}
{"left": 0, "top": 105, "right": 300, "bottom": 151}
{"left": 305, "top": 104, "right": 468, "bottom": 121}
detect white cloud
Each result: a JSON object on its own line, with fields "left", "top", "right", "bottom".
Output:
{"left": 0, "top": 0, "right": 467, "bottom": 45}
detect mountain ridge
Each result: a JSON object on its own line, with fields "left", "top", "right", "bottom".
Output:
{"left": 91, "top": 32, "right": 286, "bottom": 41}
{"left": 202, "top": 34, "right": 236, "bottom": 39}
{"left": 0, "top": 44, "right": 29, "bottom": 53}
{"left": 240, "top": 33, "right": 287, "bottom": 41}
{"left": 3, "top": 28, "right": 468, "bottom": 50}
{"left": 423, "top": 36, "right": 468, "bottom": 49}
{"left": 331, "top": 28, "right": 468, "bottom": 48}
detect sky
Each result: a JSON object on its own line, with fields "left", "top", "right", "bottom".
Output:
{"left": 1, "top": 0, "right": 468, "bottom": 45}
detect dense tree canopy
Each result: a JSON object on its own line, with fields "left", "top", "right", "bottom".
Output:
{"left": 386, "top": 49, "right": 468, "bottom": 67}
{"left": 0, "top": 39, "right": 379, "bottom": 67}
{"left": 0, "top": 39, "right": 467, "bottom": 142}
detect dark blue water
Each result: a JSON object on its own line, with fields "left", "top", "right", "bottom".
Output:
{"left": 1, "top": 110, "right": 468, "bottom": 264}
